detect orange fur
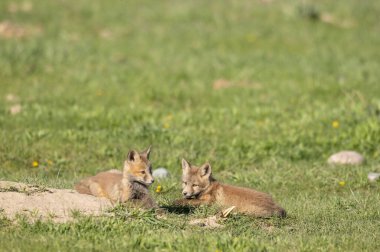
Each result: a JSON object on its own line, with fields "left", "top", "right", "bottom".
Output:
{"left": 175, "top": 159, "right": 286, "bottom": 218}
{"left": 75, "top": 147, "right": 157, "bottom": 208}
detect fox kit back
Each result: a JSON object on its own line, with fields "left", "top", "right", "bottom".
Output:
{"left": 75, "top": 146, "right": 156, "bottom": 207}
{"left": 178, "top": 159, "right": 286, "bottom": 218}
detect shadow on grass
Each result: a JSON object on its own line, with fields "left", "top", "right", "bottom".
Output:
{"left": 161, "top": 205, "right": 195, "bottom": 214}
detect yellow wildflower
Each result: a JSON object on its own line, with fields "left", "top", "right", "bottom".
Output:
{"left": 332, "top": 120, "right": 339, "bottom": 128}
{"left": 96, "top": 90, "right": 104, "bottom": 96}
{"left": 162, "top": 114, "right": 173, "bottom": 129}
{"left": 155, "top": 185, "right": 162, "bottom": 193}
{"left": 32, "top": 161, "right": 39, "bottom": 168}
{"left": 338, "top": 181, "right": 345, "bottom": 187}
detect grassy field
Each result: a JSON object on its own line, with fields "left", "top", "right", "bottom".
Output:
{"left": 1, "top": 0, "right": 380, "bottom": 251}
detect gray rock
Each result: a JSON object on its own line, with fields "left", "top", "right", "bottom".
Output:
{"left": 368, "top": 172, "right": 380, "bottom": 182}
{"left": 327, "top": 151, "right": 365, "bottom": 165}
{"left": 152, "top": 167, "right": 169, "bottom": 179}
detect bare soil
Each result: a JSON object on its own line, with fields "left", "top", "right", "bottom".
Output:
{"left": 0, "top": 181, "right": 112, "bottom": 223}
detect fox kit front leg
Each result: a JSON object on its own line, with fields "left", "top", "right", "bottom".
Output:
{"left": 174, "top": 195, "right": 212, "bottom": 207}
{"left": 117, "top": 182, "right": 133, "bottom": 203}
{"left": 174, "top": 199, "right": 203, "bottom": 206}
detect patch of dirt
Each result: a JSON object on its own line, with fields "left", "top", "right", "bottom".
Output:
{"left": 7, "top": 1, "right": 33, "bottom": 13}
{"left": 189, "top": 216, "right": 222, "bottom": 228}
{"left": 9, "top": 104, "right": 22, "bottom": 115}
{"left": 5, "top": 94, "right": 19, "bottom": 102}
{"left": 212, "top": 79, "right": 262, "bottom": 90}
{"left": 0, "top": 181, "right": 112, "bottom": 223}
{"left": 319, "top": 13, "right": 356, "bottom": 29}
{"left": 0, "top": 21, "right": 42, "bottom": 39}
{"left": 98, "top": 28, "right": 113, "bottom": 39}
{"left": 298, "top": 5, "right": 356, "bottom": 29}
{"left": 189, "top": 206, "right": 236, "bottom": 228}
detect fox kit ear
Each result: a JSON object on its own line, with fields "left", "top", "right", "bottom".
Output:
{"left": 142, "top": 145, "right": 152, "bottom": 159}
{"left": 181, "top": 158, "right": 191, "bottom": 172}
{"left": 199, "top": 163, "right": 212, "bottom": 177}
{"left": 127, "top": 150, "right": 141, "bottom": 162}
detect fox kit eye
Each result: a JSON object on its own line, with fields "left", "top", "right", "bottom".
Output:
{"left": 192, "top": 184, "right": 199, "bottom": 187}
{"left": 141, "top": 171, "right": 146, "bottom": 175}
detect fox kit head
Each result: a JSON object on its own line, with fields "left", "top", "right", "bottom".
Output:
{"left": 123, "top": 146, "right": 154, "bottom": 186}
{"left": 181, "top": 158, "right": 213, "bottom": 199}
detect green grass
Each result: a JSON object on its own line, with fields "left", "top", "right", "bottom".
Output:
{"left": 1, "top": 0, "right": 380, "bottom": 251}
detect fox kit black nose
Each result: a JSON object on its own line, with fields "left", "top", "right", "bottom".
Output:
{"left": 151, "top": 179, "right": 155, "bottom": 184}
{"left": 183, "top": 192, "right": 188, "bottom": 196}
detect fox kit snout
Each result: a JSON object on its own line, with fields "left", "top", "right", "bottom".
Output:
{"left": 178, "top": 158, "right": 286, "bottom": 218}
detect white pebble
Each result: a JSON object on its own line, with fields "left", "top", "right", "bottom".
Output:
{"left": 327, "top": 151, "right": 365, "bottom": 165}
{"left": 152, "top": 168, "right": 169, "bottom": 179}
{"left": 368, "top": 172, "right": 380, "bottom": 182}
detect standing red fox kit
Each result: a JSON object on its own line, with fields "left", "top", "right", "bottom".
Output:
{"left": 176, "top": 159, "right": 286, "bottom": 218}
{"left": 75, "top": 146, "right": 157, "bottom": 208}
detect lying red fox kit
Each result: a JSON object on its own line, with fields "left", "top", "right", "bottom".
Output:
{"left": 176, "top": 159, "right": 286, "bottom": 218}
{"left": 75, "top": 146, "right": 157, "bottom": 208}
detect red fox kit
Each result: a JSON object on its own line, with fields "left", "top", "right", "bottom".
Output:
{"left": 75, "top": 147, "right": 157, "bottom": 208}
{"left": 175, "top": 159, "right": 286, "bottom": 218}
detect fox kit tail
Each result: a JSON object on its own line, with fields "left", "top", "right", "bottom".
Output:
{"left": 74, "top": 179, "right": 92, "bottom": 195}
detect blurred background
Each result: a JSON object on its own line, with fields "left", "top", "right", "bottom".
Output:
{"left": 1, "top": 0, "right": 379, "bottom": 184}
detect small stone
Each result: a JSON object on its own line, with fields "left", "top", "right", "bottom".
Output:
{"left": 327, "top": 151, "right": 365, "bottom": 165}
{"left": 368, "top": 172, "right": 380, "bottom": 182}
{"left": 152, "top": 168, "right": 169, "bottom": 179}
